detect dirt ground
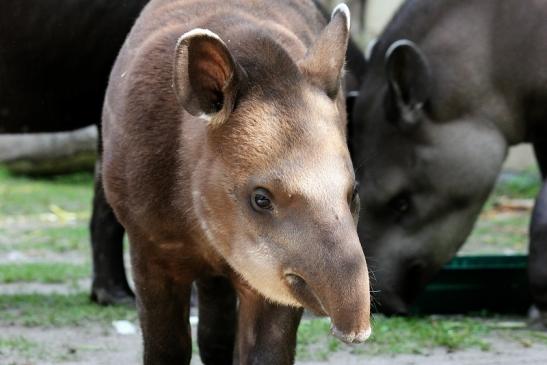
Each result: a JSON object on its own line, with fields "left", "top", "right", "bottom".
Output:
{"left": 1, "top": 168, "right": 546, "bottom": 364}
{"left": 3, "top": 279, "right": 546, "bottom": 364}
{"left": 3, "top": 322, "right": 547, "bottom": 365}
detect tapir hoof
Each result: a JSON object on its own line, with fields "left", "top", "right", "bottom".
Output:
{"left": 91, "top": 285, "right": 135, "bottom": 307}
{"left": 528, "top": 305, "right": 547, "bottom": 331}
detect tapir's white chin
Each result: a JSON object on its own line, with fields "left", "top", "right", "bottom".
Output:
{"left": 229, "top": 256, "right": 304, "bottom": 307}
{"left": 214, "top": 237, "right": 302, "bottom": 307}
{"left": 243, "top": 273, "right": 304, "bottom": 307}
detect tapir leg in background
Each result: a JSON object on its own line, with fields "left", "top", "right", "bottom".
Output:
{"left": 90, "top": 135, "right": 134, "bottom": 305}
{"left": 529, "top": 141, "right": 547, "bottom": 328}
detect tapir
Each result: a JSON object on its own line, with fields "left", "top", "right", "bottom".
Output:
{"left": 0, "top": 0, "right": 368, "bottom": 310}
{"left": 102, "top": 0, "right": 371, "bottom": 363}
{"left": 350, "top": 0, "right": 547, "bottom": 325}
{"left": 0, "top": 0, "right": 151, "bottom": 305}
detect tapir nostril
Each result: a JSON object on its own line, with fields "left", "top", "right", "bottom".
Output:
{"left": 284, "top": 273, "right": 306, "bottom": 286}
{"left": 284, "top": 273, "right": 327, "bottom": 316}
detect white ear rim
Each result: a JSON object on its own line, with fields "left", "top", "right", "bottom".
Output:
{"left": 332, "top": 3, "right": 351, "bottom": 32}
{"left": 385, "top": 39, "right": 416, "bottom": 62}
{"left": 176, "top": 28, "right": 225, "bottom": 48}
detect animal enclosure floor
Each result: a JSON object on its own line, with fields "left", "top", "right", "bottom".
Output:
{"left": 2, "top": 322, "right": 547, "bottom": 365}
{"left": 0, "top": 168, "right": 545, "bottom": 364}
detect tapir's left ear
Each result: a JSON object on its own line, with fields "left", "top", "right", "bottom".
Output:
{"left": 173, "top": 28, "right": 247, "bottom": 127}
{"left": 384, "top": 39, "right": 431, "bottom": 126}
{"left": 298, "top": 4, "right": 350, "bottom": 99}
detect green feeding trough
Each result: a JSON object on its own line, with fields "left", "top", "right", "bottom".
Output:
{"left": 411, "top": 255, "right": 532, "bottom": 315}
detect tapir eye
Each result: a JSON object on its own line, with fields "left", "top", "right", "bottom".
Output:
{"left": 251, "top": 188, "right": 273, "bottom": 211}
{"left": 389, "top": 193, "right": 411, "bottom": 217}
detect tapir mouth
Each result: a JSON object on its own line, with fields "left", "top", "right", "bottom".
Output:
{"left": 284, "top": 273, "right": 328, "bottom": 316}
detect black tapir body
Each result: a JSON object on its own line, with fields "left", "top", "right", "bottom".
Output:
{"left": 0, "top": 0, "right": 153, "bottom": 304}
{"left": 351, "top": 0, "right": 547, "bottom": 325}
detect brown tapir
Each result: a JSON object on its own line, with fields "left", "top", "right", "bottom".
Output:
{"left": 102, "top": 0, "right": 371, "bottom": 363}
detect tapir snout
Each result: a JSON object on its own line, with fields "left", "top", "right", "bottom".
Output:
{"left": 285, "top": 247, "right": 371, "bottom": 343}
{"left": 281, "top": 210, "right": 371, "bottom": 343}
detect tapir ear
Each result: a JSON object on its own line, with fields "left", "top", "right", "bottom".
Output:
{"left": 384, "top": 39, "right": 431, "bottom": 126}
{"left": 173, "top": 28, "right": 247, "bottom": 127}
{"left": 298, "top": 4, "right": 351, "bottom": 99}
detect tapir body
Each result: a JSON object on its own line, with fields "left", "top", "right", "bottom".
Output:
{"left": 351, "top": 0, "right": 547, "bottom": 322}
{"left": 102, "top": 0, "right": 370, "bottom": 363}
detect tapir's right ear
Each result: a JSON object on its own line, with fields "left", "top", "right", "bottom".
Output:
{"left": 298, "top": 4, "right": 351, "bottom": 99}
{"left": 173, "top": 29, "right": 247, "bottom": 127}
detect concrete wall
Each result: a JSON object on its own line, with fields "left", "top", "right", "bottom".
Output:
{"left": 365, "top": 0, "right": 404, "bottom": 41}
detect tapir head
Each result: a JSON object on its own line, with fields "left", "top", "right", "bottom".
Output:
{"left": 173, "top": 5, "right": 370, "bottom": 343}
{"left": 351, "top": 39, "right": 507, "bottom": 314}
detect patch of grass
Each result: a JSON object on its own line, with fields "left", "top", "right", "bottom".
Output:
{"left": 0, "top": 293, "right": 136, "bottom": 327}
{"left": 0, "top": 167, "right": 93, "bottom": 217}
{"left": 463, "top": 169, "right": 540, "bottom": 254}
{"left": 297, "top": 318, "right": 341, "bottom": 360}
{"left": 497, "top": 327, "right": 547, "bottom": 348}
{"left": 296, "top": 316, "right": 492, "bottom": 361}
{"left": 494, "top": 170, "right": 541, "bottom": 199}
{"left": 0, "top": 335, "right": 44, "bottom": 360}
{"left": 0, "top": 225, "right": 90, "bottom": 253}
{"left": 355, "top": 316, "right": 491, "bottom": 356}
{"left": 0, "top": 263, "right": 90, "bottom": 284}
{"left": 527, "top": 331, "right": 547, "bottom": 344}
{"left": 464, "top": 213, "right": 529, "bottom": 254}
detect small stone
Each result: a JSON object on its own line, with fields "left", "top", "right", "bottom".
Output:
{"left": 112, "top": 320, "right": 137, "bottom": 335}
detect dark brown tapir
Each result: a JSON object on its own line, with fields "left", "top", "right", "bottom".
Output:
{"left": 350, "top": 0, "right": 547, "bottom": 327}
{"left": 102, "top": 0, "right": 371, "bottom": 363}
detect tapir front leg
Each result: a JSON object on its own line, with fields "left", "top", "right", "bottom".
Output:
{"left": 529, "top": 142, "right": 547, "bottom": 329}
{"left": 236, "top": 286, "right": 303, "bottom": 365}
{"left": 131, "top": 238, "right": 193, "bottom": 364}
{"left": 529, "top": 181, "right": 547, "bottom": 329}
{"left": 197, "top": 276, "right": 237, "bottom": 364}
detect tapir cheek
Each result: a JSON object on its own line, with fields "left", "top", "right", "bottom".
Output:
{"left": 226, "top": 238, "right": 304, "bottom": 307}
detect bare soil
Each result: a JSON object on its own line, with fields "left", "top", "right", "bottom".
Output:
{"left": 3, "top": 323, "right": 547, "bottom": 365}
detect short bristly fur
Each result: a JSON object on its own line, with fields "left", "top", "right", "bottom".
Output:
{"left": 350, "top": 0, "right": 547, "bottom": 319}
{"left": 102, "top": 1, "right": 371, "bottom": 363}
